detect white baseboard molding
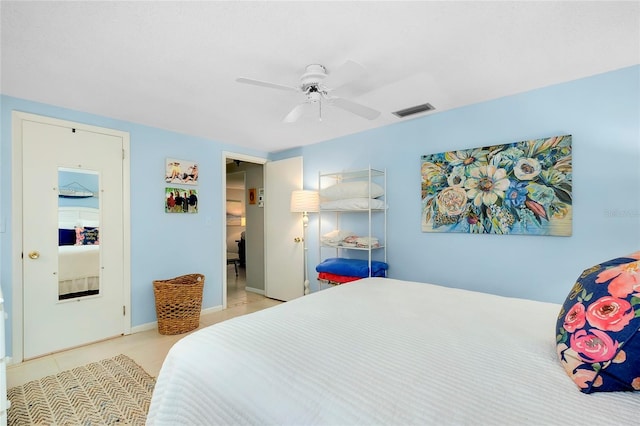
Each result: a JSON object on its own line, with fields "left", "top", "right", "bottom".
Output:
{"left": 131, "top": 304, "right": 224, "bottom": 334}
{"left": 245, "top": 287, "right": 265, "bottom": 295}
{"left": 201, "top": 304, "right": 224, "bottom": 315}
{"left": 131, "top": 322, "right": 158, "bottom": 334}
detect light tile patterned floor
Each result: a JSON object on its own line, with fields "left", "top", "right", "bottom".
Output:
{"left": 7, "top": 266, "right": 281, "bottom": 388}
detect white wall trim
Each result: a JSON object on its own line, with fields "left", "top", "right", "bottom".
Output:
{"left": 130, "top": 305, "right": 224, "bottom": 334}
{"left": 130, "top": 322, "right": 158, "bottom": 334}
{"left": 245, "top": 287, "right": 265, "bottom": 295}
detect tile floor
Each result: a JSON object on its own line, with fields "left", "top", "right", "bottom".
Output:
{"left": 7, "top": 265, "right": 281, "bottom": 388}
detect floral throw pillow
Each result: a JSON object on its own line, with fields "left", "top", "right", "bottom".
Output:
{"left": 75, "top": 227, "right": 99, "bottom": 245}
{"left": 556, "top": 251, "right": 640, "bottom": 393}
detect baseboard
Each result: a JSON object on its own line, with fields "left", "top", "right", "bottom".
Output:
{"left": 245, "top": 287, "right": 265, "bottom": 295}
{"left": 201, "top": 305, "right": 224, "bottom": 315}
{"left": 131, "top": 304, "right": 224, "bottom": 334}
{"left": 130, "top": 322, "right": 158, "bottom": 334}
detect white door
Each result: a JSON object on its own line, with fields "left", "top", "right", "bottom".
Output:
{"left": 264, "top": 157, "right": 304, "bottom": 301}
{"left": 22, "top": 119, "right": 125, "bottom": 359}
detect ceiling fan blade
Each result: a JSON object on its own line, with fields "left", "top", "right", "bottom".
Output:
{"left": 282, "top": 103, "right": 309, "bottom": 123}
{"left": 236, "top": 77, "right": 299, "bottom": 92}
{"left": 323, "top": 60, "right": 367, "bottom": 90}
{"left": 329, "top": 97, "right": 381, "bottom": 120}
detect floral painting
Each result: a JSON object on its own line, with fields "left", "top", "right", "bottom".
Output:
{"left": 421, "top": 135, "right": 572, "bottom": 236}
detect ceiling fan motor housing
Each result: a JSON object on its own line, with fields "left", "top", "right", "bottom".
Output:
{"left": 301, "top": 64, "right": 327, "bottom": 86}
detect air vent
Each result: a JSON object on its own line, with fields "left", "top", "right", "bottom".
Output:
{"left": 392, "top": 103, "right": 435, "bottom": 118}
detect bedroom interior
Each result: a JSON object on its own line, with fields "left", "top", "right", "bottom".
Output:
{"left": 0, "top": 1, "right": 639, "bottom": 424}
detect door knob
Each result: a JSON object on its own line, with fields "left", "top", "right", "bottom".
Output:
{"left": 28, "top": 251, "right": 40, "bottom": 259}
{"left": 294, "top": 237, "right": 302, "bottom": 243}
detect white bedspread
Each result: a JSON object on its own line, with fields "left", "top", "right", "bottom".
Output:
{"left": 58, "top": 245, "right": 100, "bottom": 294}
{"left": 147, "top": 278, "right": 640, "bottom": 425}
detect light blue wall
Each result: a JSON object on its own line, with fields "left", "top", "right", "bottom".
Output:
{"left": 0, "top": 95, "right": 269, "bottom": 356}
{"left": 1, "top": 66, "right": 638, "bottom": 357}
{"left": 291, "top": 65, "right": 640, "bottom": 303}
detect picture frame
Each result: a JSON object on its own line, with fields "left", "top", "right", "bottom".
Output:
{"left": 165, "top": 158, "right": 199, "bottom": 185}
{"left": 421, "top": 135, "right": 572, "bottom": 236}
{"left": 166, "top": 188, "right": 198, "bottom": 213}
{"left": 226, "top": 199, "right": 243, "bottom": 225}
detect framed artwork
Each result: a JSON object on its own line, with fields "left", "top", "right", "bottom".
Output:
{"left": 165, "top": 158, "right": 199, "bottom": 185}
{"left": 421, "top": 134, "right": 572, "bottom": 236}
{"left": 248, "top": 188, "right": 257, "bottom": 205}
{"left": 226, "top": 199, "right": 243, "bottom": 225}
{"left": 166, "top": 188, "right": 198, "bottom": 213}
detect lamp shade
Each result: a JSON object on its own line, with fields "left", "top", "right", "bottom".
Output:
{"left": 290, "top": 190, "right": 319, "bottom": 213}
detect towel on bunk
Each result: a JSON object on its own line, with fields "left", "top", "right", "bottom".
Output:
{"left": 317, "top": 272, "right": 362, "bottom": 284}
{"left": 355, "top": 237, "right": 380, "bottom": 248}
{"left": 316, "top": 257, "right": 388, "bottom": 278}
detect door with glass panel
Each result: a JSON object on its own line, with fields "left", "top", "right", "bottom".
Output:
{"left": 22, "top": 119, "right": 125, "bottom": 359}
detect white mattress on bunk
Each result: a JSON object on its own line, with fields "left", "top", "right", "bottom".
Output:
{"left": 147, "top": 277, "right": 640, "bottom": 425}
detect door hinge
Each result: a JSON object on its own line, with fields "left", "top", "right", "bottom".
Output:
{"left": 123, "top": 305, "right": 126, "bottom": 316}
{"left": 122, "top": 149, "right": 125, "bottom": 160}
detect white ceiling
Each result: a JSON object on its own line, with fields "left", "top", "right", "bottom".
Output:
{"left": 2, "top": 1, "right": 639, "bottom": 153}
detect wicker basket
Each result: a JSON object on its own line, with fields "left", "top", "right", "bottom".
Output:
{"left": 153, "top": 273, "right": 205, "bottom": 335}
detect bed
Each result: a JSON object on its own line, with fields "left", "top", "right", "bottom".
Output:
{"left": 58, "top": 207, "right": 100, "bottom": 299}
{"left": 147, "top": 276, "right": 640, "bottom": 425}
{"left": 58, "top": 245, "right": 100, "bottom": 298}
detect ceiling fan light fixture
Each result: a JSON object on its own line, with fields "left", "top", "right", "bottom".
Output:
{"left": 392, "top": 103, "right": 436, "bottom": 118}
{"left": 237, "top": 60, "right": 381, "bottom": 123}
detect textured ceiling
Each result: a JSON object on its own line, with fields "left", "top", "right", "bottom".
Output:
{"left": 2, "top": 1, "right": 639, "bottom": 153}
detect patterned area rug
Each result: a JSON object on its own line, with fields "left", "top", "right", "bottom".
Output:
{"left": 7, "top": 354, "right": 156, "bottom": 425}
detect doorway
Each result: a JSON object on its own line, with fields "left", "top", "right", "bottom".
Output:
{"left": 225, "top": 168, "right": 247, "bottom": 306}
{"left": 223, "top": 153, "right": 266, "bottom": 309}
{"left": 12, "top": 112, "right": 131, "bottom": 362}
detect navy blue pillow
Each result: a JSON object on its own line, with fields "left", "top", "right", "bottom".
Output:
{"left": 58, "top": 228, "right": 76, "bottom": 246}
{"left": 556, "top": 252, "right": 640, "bottom": 393}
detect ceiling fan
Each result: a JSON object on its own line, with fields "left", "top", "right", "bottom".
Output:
{"left": 236, "top": 60, "right": 381, "bottom": 123}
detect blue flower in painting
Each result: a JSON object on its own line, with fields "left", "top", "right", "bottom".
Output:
{"left": 504, "top": 181, "right": 528, "bottom": 208}
{"left": 527, "top": 182, "right": 556, "bottom": 206}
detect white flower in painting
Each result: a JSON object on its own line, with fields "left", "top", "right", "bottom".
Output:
{"left": 513, "top": 158, "right": 542, "bottom": 180}
{"left": 437, "top": 186, "right": 468, "bottom": 216}
{"left": 447, "top": 166, "right": 466, "bottom": 187}
{"left": 464, "top": 165, "right": 510, "bottom": 207}
{"left": 445, "top": 148, "right": 488, "bottom": 169}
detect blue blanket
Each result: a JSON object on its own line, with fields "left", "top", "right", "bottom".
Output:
{"left": 315, "top": 257, "right": 388, "bottom": 278}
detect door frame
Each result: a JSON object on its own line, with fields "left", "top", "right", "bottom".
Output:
{"left": 221, "top": 152, "right": 267, "bottom": 309}
{"left": 11, "top": 111, "right": 132, "bottom": 363}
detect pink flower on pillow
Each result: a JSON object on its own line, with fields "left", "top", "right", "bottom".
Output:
{"left": 572, "top": 368, "right": 603, "bottom": 389}
{"left": 586, "top": 296, "right": 633, "bottom": 332}
{"left": 75, "top": 227, "right": 85, "bottom": 245}
{"left": 570, "top": 329, "right": 618, "bottom": 363}
{"left": 627, "top": 251, "right": 640, "bottom": 260}
{"left": 595, "top": 259, "right": 640, "bottom": 298}
{"left": 563, "top": 302, "right": 586, "bottom": 332}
